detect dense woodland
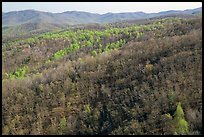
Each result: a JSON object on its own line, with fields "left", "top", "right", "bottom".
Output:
{"left": 2, "top": 16, "right": 202, "bottom": 135}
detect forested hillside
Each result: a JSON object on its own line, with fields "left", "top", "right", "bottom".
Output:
{"left": 2, "top": 16, "right": 202, "bottom": 135}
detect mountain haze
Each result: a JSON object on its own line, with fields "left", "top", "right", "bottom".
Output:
{"left": 2, "top": 7, "right": 202, "bottom": 38}
{"left": 3, "top": 7, "right": 202, "bottom": 26}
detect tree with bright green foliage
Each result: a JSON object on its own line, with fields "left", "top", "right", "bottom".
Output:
{"left": 165, "top": 102, "right": 189, "bottom": 135}
{"left": 5, "top": 66, "right": 28, "bottom": 79}
{"left": 173, "top": 102, "right": 189, "bottom": 135}
{"left": 91, "top": 50, "right": 97, "bottom": 57}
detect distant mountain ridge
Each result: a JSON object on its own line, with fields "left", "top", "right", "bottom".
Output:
{"left": 2, "top": 7, "right": 202, "bottom": 39}
{"left": 3, "top": 7, "right": 202, "bottom": 26}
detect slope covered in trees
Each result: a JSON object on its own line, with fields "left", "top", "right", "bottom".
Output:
{"left": 2, "top": 16, "right": 202, "bottom": 135}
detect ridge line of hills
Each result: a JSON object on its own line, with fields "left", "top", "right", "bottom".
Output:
{"left": 3, "top": 7, "right": 202, "bottom": 26}
{"left": 2, "top": 7, "right": 202, "bottom": 40}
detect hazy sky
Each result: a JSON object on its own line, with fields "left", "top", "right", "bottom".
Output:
{"left": 2, "top": 2, "right": 202, "bottom": 14}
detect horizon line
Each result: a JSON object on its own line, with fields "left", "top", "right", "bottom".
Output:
{"left": 3, "top": 6, "right": 202, "bottom": 15}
